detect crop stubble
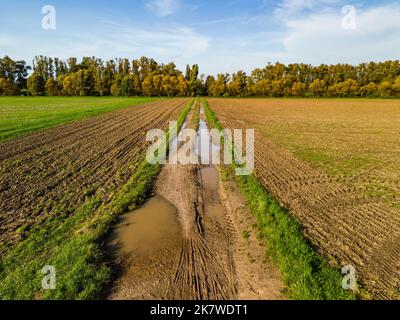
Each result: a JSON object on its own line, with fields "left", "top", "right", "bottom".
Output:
{"left": 209, "top": 98, "right": 400, "bottom": 299}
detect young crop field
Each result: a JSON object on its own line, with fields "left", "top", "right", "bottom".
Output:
{"left": 0, "top": 96, "right": 160, "bottom": 142}
{"left": 208, "top": 98, "right": 400, "bottom": 299}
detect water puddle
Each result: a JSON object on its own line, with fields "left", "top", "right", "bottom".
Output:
{"left": 197, "top": 104, "right": 228, "bottom": 229}
{"left": 200, "top": 165, "right": 227, "bottom": 228}
{"left": 105, "top": 196, "right": 182, "bottom": 261}
{"left": 105, "top": 102, "right": 227, "bottom": 298}
{"left": 197, "top": 107, "right": 220, "bottom": 165}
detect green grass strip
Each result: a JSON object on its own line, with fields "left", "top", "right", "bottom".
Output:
{"left": 0, "top": 99, "right": 193, "bottom": 300}
{"left": 0, "top": 96, "right": 162, "bottom": 142}
{"left": 203, "top": 99, "right": 356, "bottom": 300}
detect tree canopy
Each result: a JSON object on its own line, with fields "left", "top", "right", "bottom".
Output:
{"left": 1, "top": 55, "right": 400, "bottom": 98}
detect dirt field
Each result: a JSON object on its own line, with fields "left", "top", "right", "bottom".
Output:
{"left": 107, "top": 101, "right": 283, "bottom": 300}
{"left": 208, "top": 98, "right": 400, "bottom": 299}
{"left": 0, "top": 99, "right": 186, "bottom": 253}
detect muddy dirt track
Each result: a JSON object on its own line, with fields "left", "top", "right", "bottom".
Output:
{"left": 107, "top": 103, "right": 283, "bottom": 300}
{"left": 209, "top": 98, "right": 400, "bottom": 299}
{"left": 0, "top": 99, "right": 187, "bottom": 252}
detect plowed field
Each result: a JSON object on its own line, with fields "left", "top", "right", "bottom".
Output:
{"left": 208, "top": 98, "right": 400, "bottom": 299}
{"left": 0, "top": 99, "right": 187, "bottom": 253}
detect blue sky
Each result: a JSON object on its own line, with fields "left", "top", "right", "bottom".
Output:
{"left": 0, "top": 0, "right": 399, "bottom": 75}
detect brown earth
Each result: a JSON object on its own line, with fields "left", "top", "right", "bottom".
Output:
{"left": 217, "top": 166, "right": 284, "bottom": 300}
{"left": 209, "top": 98, "right": 400, "bottom": 299}
{"left": 107, "top": 102, "right": 284, "bottom": 300}
{"left": 0, "top": 99, "right": 187, "bottom": 253}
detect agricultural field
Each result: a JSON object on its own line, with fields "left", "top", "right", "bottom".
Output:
{"left": 0, "top": 98, "right": 188, "bottom": 299}
{"left": 0, "top": 96, "right": 159, "bottom": 141}
{"left": 1, "top": 96, "right": 399, "bottom": 301}
{"left": 208, "top": 98, "right": 400, "bottom": 299}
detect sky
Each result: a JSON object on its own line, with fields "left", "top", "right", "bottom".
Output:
{"left": 0, "top": 0, "right": 399, "bottom": 75}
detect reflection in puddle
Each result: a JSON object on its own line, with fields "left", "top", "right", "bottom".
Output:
{"left": 106, "top": 196, "right": 182, "bottom": 260}
{"left": 200, "top": 166, "right": 226, "bottom": 226}
{"left": 197, "top": 107, "right": 220, "bottom": 165}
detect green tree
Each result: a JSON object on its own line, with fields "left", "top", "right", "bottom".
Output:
{"left": 27, "top": 72, "right": 45, "bottom": 96}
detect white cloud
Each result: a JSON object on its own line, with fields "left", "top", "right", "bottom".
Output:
{"left": 280, "top": 4, "right": 400, "bottom": 64}
{"left": 200, "top": 2, "right": 400, "bottom": 74}
{"left": 2, "top": 23, "right": 209, "bottom": 71}
{"left": 145, "top": 0, "right": 180, "bottom": 17}
{"left": 2, "top": 1, "right": 399, "bottom": 76}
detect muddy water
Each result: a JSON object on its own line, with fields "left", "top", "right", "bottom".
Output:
{"left": 105, "top": 195, "right": 183, "bottom": 299}
{"left": 198, "top": 104, "right": 225, "bottom": 218}
{"left": 197, "top": 109, "right": 220, "bottom": 165}
{"left": 201, "top": 166, "right": 227, "bottom": 228}
{"left": 106, "top": 196, "right": 182, "bottom": 260}
{"left": 106, "top": 102, "right": 234, "bottom": 299}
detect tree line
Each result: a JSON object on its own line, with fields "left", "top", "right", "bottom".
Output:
{"left": 1, "top": 55, "right": 400, "bottom": 98}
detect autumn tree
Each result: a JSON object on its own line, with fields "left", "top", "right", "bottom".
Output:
{"left": 63, "top": 74, "right": 77, "bottom": 96}
{"left": 0, "top": 78, "right": 15, "bottom": 95}
{"left": 210, "top": 74, "right": 229, "bottom": 97}
{"left": 309, "top": 79, "right": 327, "bottom": 97}
{"left": 227, "top": 71, "right": 247, "bottom": 97}
{"left": 292, "top": 82, "right": 306, "bottom": 97}
{"left": 360, "top": 82, "right": 378, "bottom": 97}
{"left": 2, "top": 54, "right": 400, "bottom": 98}
{"left": 379, "top": 81, "right": 393, "bottom": 97}
{"left": 45, "top": 78, "right": 59, "bottom": 96}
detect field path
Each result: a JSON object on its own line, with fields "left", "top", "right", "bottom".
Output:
{"left": 107, "top": 102, "right": 283, "bottom": 300}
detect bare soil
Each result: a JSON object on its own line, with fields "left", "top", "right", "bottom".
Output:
{"left": 217, "top": 166, "right": 283, "bottom": 300}
{"left": 107, "top": 103, "right": 284, "bottom": 300}
{"left": 209, "top": 98, "right": 400, "bottom": 299}
{"left": 0, "top": 99, "right": 187, "bottom": 252}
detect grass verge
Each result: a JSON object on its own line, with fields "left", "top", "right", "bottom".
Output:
{"left": 203, "top": 99, "right": 356, "bottom": 300}
{"left": 0, "top": 100, "right": 193, "bottom": 300}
